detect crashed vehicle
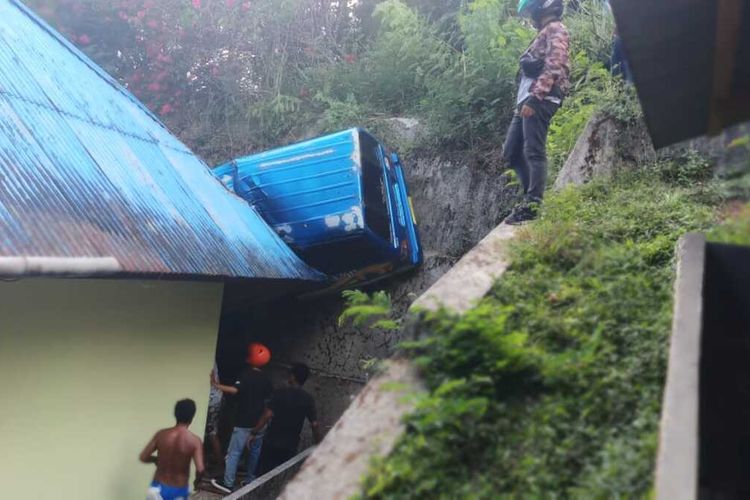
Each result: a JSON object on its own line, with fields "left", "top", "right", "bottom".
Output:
{"left": 214, "top": 128, "right": 422, "bottom": 290}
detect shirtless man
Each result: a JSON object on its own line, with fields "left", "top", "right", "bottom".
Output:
{"left": 139, "top": 399, "right": 205, "bottom": 500}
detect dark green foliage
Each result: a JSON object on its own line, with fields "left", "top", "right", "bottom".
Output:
{"left": 360, "top": 171, "right": 717, "bottom": 499}
{"left": 33, "top": 0, "right": 631, "bottom": 160}
{"left": 654, "top": 150, "right": 713, "bottom": 187}
{"left": 708, "top": 203, "right": 750, "bottom": 246}
{"left": 716, "top": 135, "right": 750, "bottom": 201}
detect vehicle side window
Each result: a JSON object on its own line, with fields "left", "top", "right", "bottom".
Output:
{"left": 361, "top": 134, "right": 392, "bottom": 243}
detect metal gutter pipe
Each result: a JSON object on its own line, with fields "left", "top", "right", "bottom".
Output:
{"left": 0, "top": 257, "right": 122, "bottom": 277}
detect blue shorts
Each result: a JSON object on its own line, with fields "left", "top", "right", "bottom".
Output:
{"left": 146, "top": 480, "right": 189, "bottom": 500}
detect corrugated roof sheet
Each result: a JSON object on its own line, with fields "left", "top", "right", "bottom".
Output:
{"left": 0, "top": 0, "right": 323, "bottom": 281}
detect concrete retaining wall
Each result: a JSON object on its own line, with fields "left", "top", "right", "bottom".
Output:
{"left": 656, "top": 235, "right": 750, "bottom": 499}
{"left": 655, "top": 234, "right": 705, "bottom": 500}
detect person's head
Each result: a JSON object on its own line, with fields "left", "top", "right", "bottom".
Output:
{"left": 247, "top": 342, "right": 271, "bottom": 368}
{"left": 518, "top": 0, "right": 564, "bottom": 29}
{"left": 174, "top": 398, "right": 196, "bottom": 425}
{"left": 288, "top": 363, "right": 310, "bottom": 386}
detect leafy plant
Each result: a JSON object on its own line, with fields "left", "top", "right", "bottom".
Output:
{"left": 339, "top": 290, "right": 401, "bottom": 331}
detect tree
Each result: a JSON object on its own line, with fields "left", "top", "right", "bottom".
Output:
{"left": 26, "top": 0, "right": 360, "bottom": 162}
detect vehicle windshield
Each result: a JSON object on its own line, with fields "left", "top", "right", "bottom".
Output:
{"left": 360, "top": 133, "right": 392, "bottom": 243}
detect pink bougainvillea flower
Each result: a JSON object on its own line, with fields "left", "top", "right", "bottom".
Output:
{"left": 241, "top": 2, "right": 251, "bottom": 11}
{"left": 192, "top": 0, "right": 201, "bottom": 8}
{"left": 137, "top": 10, "right": 146, "bottom": 19}
{"left": 159, "top": 103, "right": 173, "bottom": 115}
{"left": 226, "top": 0, "right": 236, "bottom": 7}
{"left": 343, "top": 53, "right": 356, "bottom": 64}
{"left": 78, "top": 34, "right": 91, "bottom": 45}
{"left": 147, "top": 20, "right": 158, "bottom": 29}
{"left": 147, "top": 82, "right": 160, "bottom": 92}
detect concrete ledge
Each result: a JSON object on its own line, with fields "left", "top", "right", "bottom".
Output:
{"left": 655, "top": 233, "right": 706, "bottom": 500}
{"left": 411, "top": 223, "right": 517, "bottom": 314}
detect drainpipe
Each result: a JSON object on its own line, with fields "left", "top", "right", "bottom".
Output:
{"left": 0, "top": 257, "right": 122, "bottom": 276}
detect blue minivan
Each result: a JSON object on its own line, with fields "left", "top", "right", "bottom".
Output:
{"left": 214, "top": 128, "right": 422, "bottom": 290}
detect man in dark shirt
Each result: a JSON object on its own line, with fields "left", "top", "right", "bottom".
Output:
{"left": 210, "top": 343, "right": 273, "bottom": 493}
{"left": 253, "top": 363, "right": 322, "bottom": 475}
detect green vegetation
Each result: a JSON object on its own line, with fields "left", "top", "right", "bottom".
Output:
{"left": 31, "top": 0, "right": 616, "bottom": 161}
{"left": 708, "top": 202, "right": 750, "bottom": 246}
{"left": 339, "top": 290, "right": 401, "bottom": 331}
{"left": 351, "top": 169, "right": 721, "bottom": 498}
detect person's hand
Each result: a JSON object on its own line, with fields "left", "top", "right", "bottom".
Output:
{"left": 246, "top": 434, "right": 256, "bottom": 450}
{"left": 520, "top": 104, "right": 535, "bottom": 118}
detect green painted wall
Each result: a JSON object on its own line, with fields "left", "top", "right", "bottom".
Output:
{"left": 0, "top": 278, "right": 223, "bottom": 499}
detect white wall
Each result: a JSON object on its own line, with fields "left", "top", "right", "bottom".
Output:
{"left": 0, "top": 278, "right": 223, "bottom": 499}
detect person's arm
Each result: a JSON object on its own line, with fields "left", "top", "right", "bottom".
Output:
{"left": 193, "top": 438, "right": 205, "bottom": 477}
{"left": 310, "top": 421, "right": 322, "bottom": 445}
{"left": 307, "top": 398, "right": 322, "bottom": 444}
{"left": 531, "top": 23, "right": 570, "bottom": 102}
{"left": 252, "top": 407, "right": 274, "bottom": 434}
{"left": 139, "top": 433, "right": 159, "bottom": 465}
{"left": 246, "top": 407, "right": 274, "bottom": 448}
{"left": 211, "top": 370, "right": 238, "bottom": 395}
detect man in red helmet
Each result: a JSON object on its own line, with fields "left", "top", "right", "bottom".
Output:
{"left": 209, "top": 343, "right": 272, "bottom": 493}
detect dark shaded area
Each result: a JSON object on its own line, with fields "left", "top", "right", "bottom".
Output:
{"left": 730, "top": 5, "right": 750, "bottom": 113}
{"left": 699, "top": 243, "right": 750, "bottom": 499}
{"left": 611, "top": 0, "right": 750, "bottom": 148}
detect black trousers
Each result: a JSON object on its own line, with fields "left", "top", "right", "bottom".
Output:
{"left": 257, "top": 442, "right": 296, "bottom": 476}
{"left": 502, "top": 99, "right": 559, "bottom": 203}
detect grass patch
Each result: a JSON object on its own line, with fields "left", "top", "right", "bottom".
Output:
{"left": 708, "top": 202, "right": 750, "bottom": 246}
{"left": 360, "top": 171, "right": 718, "bottom": 499}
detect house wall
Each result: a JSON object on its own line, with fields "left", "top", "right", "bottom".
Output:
{"left": 0, "top": 278, "right": 223, "bottom": 500}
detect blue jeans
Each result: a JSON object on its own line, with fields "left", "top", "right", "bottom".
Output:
{"left": 223, "top": 427, "right": 264, "bottom": 487}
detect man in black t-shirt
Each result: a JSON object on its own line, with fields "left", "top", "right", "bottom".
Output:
{"left": 252, "top": 363, "right": 322, "bottom": 475}
{"left": 210, "top": 343, "right": 273, "bottom": 493}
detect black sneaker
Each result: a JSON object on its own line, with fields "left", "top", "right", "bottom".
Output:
{"left": 210, "top": 478, "right": 232, "bottom": 494}
{"left": 503, "top": 204, "right": 537, "bottom": 225}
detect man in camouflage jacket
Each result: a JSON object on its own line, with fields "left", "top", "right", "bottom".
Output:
{"left": 502, "top": 0, "right": 570, "bottom": 225}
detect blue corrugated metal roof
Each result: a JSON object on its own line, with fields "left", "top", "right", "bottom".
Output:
{"left": 0, "top": 0, "right": 323, "bottom": 281}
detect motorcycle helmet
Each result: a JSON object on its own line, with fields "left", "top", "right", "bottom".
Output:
{"left": 518, "top": 0, "right": 564, "bottom": 20}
